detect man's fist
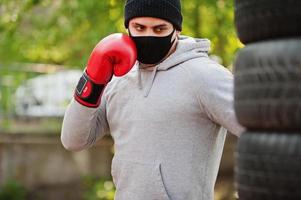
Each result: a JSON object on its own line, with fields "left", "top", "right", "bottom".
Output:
{"left": 75, "top": 33, "right": 137, "bottom": 107}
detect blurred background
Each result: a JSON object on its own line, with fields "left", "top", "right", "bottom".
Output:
{"left": 0, "top": 0, "right": 242, "bottom": 199}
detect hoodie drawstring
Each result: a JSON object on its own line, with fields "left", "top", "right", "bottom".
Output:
{"left": 138, "top": 67, "right": 143, "bottom": 90}
{"left": 137, "top": 64, "right": 160, "bottom": 97}
{"left": 143, "top": 66, "right": 159, "bottom": 97}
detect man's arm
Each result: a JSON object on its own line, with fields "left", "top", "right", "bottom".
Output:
{"left": 189, "top": 58, "right": 245, "bottom": 137}
{"left": 61, "top": 94, "right": 109, "bottom": 151}
{"left": 61, "top": 33, "right": 136, "bottom": 151}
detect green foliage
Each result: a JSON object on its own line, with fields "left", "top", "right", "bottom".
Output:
{"left": 0, "top": 0, "right": 243, "bottom": 126}
{"left": 82, "top": 176, "right": 115, "bottom": 200}
{"left": 0, "top": 0, "right": 242, "bottom": 67}
{"left": 182, "top": 0, "right": 243, "bottom": 66}
{"left": 0, "top": 180, "right": 28, "bottom": 200}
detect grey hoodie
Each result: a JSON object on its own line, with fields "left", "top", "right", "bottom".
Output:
{"left": 61, "top": 35, "right": 245, "bottom": 200}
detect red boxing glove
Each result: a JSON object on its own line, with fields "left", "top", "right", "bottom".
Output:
{"left": 75, "top": 33, "right": 137, "bottom": 107}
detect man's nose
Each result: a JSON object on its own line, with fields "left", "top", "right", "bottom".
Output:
{"left": 143, "top": 28, "right": 157, "bottom": 36}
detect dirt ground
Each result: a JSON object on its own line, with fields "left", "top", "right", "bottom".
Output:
{"left": 215, "top": 175, "right": 237, "bottom": 200}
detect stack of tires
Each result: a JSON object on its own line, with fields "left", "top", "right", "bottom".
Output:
{"left": 233, "top": 0, "right": 301, "bottom": 199}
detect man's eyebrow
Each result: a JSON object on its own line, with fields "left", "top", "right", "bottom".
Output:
{"left": 132, "top": 22, "right": 168, "bottom": 28}
{"left": 133, "top": 22, "right": 145, "bottom": 27}
{"left": 152, "top": 24, "right": 168, "bottom": 28}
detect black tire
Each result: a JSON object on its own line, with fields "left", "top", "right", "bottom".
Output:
{"left": 234, "top": 0, "right": 301, "bottom": 44}
{"left": 234, "top": 39, "right": 301, "bottom": 131}
{"left": 235, "top": 132, "right": 301, "bottom": 200}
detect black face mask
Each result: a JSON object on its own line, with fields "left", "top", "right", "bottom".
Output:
{"left": 129, "top": 29, "right": 176, "bottom": 65}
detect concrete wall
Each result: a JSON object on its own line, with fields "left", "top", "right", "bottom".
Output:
{"left": 0, "top": 132, "right": 237, "bottom": 199}
{"left": 0, "top": 133, "right": 114, "bottom": 199}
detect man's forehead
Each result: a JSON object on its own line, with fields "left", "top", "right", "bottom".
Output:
{"left": 129, "top": 17, "right": 172, "bottom": 27}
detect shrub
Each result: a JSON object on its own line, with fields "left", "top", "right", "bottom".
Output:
{"left": 82, "top": 176, "right": 115, "bottom": 200}
{"left": 0, "top": 180, "right": 28, "bottom": 200}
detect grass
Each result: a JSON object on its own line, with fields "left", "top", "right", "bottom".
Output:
{"left": 0, "top": 117, "right": 62, "bottom": 135}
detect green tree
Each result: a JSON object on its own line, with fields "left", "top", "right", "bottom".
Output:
{"left": 0, "top": 0, "right": 243, "bottom": 67}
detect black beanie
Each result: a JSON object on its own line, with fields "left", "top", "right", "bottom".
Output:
{"left": 124, "top": 0, "right": 183, "bottom": 31}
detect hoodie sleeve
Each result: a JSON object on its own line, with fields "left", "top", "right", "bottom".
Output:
{"left": 188, "top": 59, "right": 245, "bottom": 137}
{"left": 61, "top": 92, "right": 110, "bottom": 151}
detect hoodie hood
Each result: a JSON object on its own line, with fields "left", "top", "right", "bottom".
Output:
{"left": 137, "top": 35, "right": 211, "bottom": 97}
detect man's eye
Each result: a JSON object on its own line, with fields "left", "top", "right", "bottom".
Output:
{"left": 136, "top": 26, "right": 144, "bottom": 31}
{"left": 155, "top": 27, "right": 166, "bottom": 33}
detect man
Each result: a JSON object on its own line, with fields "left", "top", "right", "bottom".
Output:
{"left": 61, "top": 0, "right": 245, "bottom": 199}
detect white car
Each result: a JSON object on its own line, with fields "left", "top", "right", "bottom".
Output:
{"left": 15, "top": 70, "right": 83, "bottom": 117}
